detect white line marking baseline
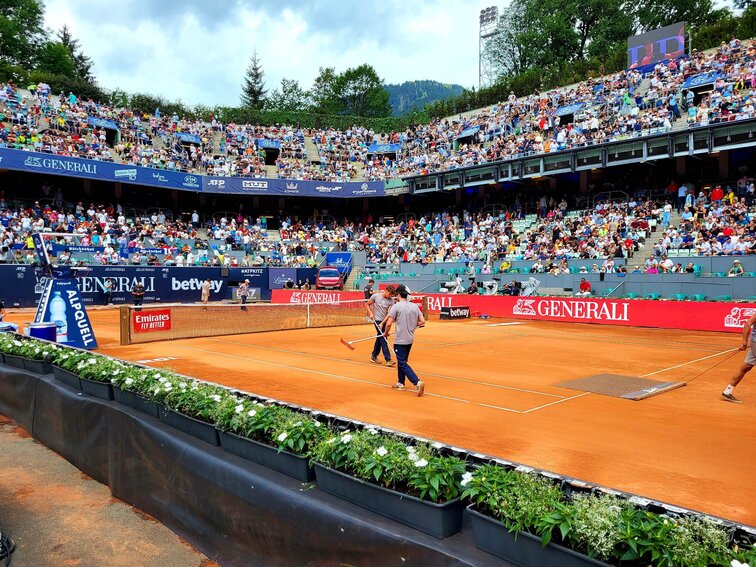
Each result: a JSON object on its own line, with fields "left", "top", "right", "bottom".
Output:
{"left": 485, "top": 322, "right": 524, "bottom": 327}
{"left": 640, "top": 349, "right": 737, "bottom": 378}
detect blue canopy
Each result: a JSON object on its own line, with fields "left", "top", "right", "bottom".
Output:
{"left": 87, "top": 116, "right": 118, "bottom": 130}
{"left": 175, "top": 132, "right": 202, "bottom": 144}
{"left": 257, "top": 139, "right": 281, "bottom": 150}
{"left": 455, "top": 126, "right": 480, "bottom": 140}
{"left": 554, "top": 102, "right": 585, "bottom": 117}
{"left": 682, "top": 71, "right": 722, "bottom": 89}
{"left": 367, "top": 142, "right": 401, "bottom": 154}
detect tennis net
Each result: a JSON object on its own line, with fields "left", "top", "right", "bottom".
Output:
{"left": 119, "top": 296, "right": 429, "bottom": 345}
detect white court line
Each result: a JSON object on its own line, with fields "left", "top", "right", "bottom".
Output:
{"left": 522, "top": 392, "right": 590, "bottom": 414}
{"left": 640, "top": 348, "right": 737, "bottom": 378}
{"left": 172, "top": 344, "right": 525, "bottom": 414}
{"left": 485, "top": 322, "right": 523, "bottom": 327}
{"left": 205, "top": 336, "right": 565, "bottom": 398}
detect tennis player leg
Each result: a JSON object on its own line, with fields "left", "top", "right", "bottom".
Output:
{"left": 393, "top": 343, "right": 424, "bottom": 397}
{"left": 722, "top": 348, "right": 754, "bottom": 403}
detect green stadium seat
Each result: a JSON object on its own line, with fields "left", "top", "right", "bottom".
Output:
{"left": 669, "top": 294, "right": 688, "bottom": 301}
{"left": 745, "top": 296, "right": 756, "bottom": 302}
{"left": 519, "top": 267, "right": 530, "bottom": 274}
{"left": 713, "top": 272, "right": 727, "bottom": 278}
{"left": 409, "top": 272, "right": 417, "bottom": 277}
{"left": 712, "top": 295, "right": 732, "bottom": 302}
{"left": 621, "top": 292, "right": 638, "bottom": 299}
{"left": 692, "top": 294, "right": 707, "bottom": 302}
{"left": 746, "top": 272, "right": 756, "bottom": 277}
{"left": 644, "top": 293, "right": 661, "bottom": 300}
{"left": 600, "top": 289, "right": 613, "bottom": 297}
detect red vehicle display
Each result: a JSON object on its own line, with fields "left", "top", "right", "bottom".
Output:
{"left": 315, "top": 266, "right": 344, "bottom": 290}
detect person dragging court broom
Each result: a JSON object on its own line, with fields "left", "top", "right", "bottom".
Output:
{"left": 366, "top": 284, "right": 396, "bottom": 367}
{"left": 383, "top": 284, "right": 426, "bottom": 396}
{"left": 201, "top": 278, "right": 211, "bottom": 310}
{"left": 722, "top": 310, "right": 756, "bottom": 403}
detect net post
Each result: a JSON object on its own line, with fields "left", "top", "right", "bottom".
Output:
{"left": 421, "top": 296, "right": 429, "bottom": 319}
{"left": 306, "top": 303, "right": 311, "bottom": 328}
{"left": 119, "top": 305, "right": 131, "bottom": 346}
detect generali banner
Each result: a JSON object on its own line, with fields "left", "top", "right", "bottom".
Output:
{"left": 271, "top": 290, "right": 755, "bottom": 334}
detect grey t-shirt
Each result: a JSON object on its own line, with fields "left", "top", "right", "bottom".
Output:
{"left": 388, "top": 300, "right": 421, "bottom": 345}
{"left": 369, "top": 293, "right": 395, "bottom": 321}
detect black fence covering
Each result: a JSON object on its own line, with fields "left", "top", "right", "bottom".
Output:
{"left": 0, "top": 366, "right": 503, "bottom": 567}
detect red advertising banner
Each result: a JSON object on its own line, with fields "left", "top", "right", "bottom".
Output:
{"left": 133, "top": 309, "right": 172, "bottom": 333}
{"left": 271, "top": 290, "right": 755, "bottom": 334}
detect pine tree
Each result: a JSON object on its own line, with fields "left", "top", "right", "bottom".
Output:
{"left": 56, "top": 25, "right": 94, "bottom": 82}
{"left": 240, "top": 51, "right": 266, "bottom": 109}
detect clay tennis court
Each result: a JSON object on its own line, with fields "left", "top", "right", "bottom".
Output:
{"left": 10, "top": 307, "right": 756, "bottom": 526}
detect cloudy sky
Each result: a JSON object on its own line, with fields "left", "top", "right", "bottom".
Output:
{"left": 42, "top": 0, "right": 487, "bottom": 106}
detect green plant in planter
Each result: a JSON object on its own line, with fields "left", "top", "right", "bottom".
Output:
{"left": 76, "top": 356, "right": 126, "bottom": 383}
{"left": 358, "top": 435, "right": 431, "bottom": 490}
{"left": 53, "top": 349, "right": 93, "bottom": 372}
{"left": 0, "top": 334, "right": 60, "bottom": 361}
{"left": 160, "top": 378, "right": 231, "bottom": 422}
{"left": 270, "top": 411, "right": 328, "bottom": 456}
{"left": 214, "top": 398, "right": 289, "bottom": 444}
{"left": 462, "top": 464, "right": 565, "bottom": 536}
{"left": 407, "top": 455, "right": 466, "bottom": 502}
{"left": 664, "top": 515, "right": 731, "bottom": 567}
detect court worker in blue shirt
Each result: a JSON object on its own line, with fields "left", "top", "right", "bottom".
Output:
{"left": 383, "top": 285, "right": 426, "bottom": 397}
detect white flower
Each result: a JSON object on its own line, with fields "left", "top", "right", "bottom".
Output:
{"left": 414, "top": 458, "right": 428, "bottom": 468}
{"left": 179, "top": 382, "right": 187, "bottom": 389}
{"left": 88, "top": 358, "right": 97, "bottom": 365}
{"left": 341, "top": 434, "right": 352, "bottom": 444}
{"left": 235, "top": 404, "right": 244, "bottom": 414}
{"left": 407, "top": 452, "right": 419, "bottom": 462}
{"left": 366, "top": 427, "right": 378, "bottom": 435}
{"left": 314, "top": 421, "right": 321, "bottom": 427}
{"left": 375, "top": 446, "right": 388, "bottom": 457}
{"left": 158, "top": 376, "right": 167, "bottom": 383}
{"left": 210, "top": 394, "right": 222, "bottom": 402}
{"left": 326, "top": 437, "right": 337, "bottom": 445}
{"left": 113, "top": 369, "right": 120, "bottom": 375}
{"left": 154, "top": 373, "right": 162, "bottom": 379}
{"left": 293, "top": 421, "right": 302, "bottom": 427}
{"left": 461, "top": 472, "right": 474, "bottom": 486}
{"left": 731, "top": 561, "right": 749, "bottom": 567}
{"left": 164, "top": 383, "right": 173, "bottom": 391}
{"left": 34, "top": 347, "right": 40, "bottom": 353}
{"left": 277, "top": 432, "right": 288, "bottom": 442}
{"left": 125, "top": 378, "right": 134, "bottom": 386}
{"left": 406, "top": 446, "right": 416, "bottom": 454}
{"left": 247, "top": 409, "right": 257, "bottom": 417}
{"left": 13, "top": 340, "right": 22, "bottom": 346}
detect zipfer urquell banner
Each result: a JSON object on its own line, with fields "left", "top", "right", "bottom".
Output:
{"left": 0, "top": 147, "right": 385, "bottom": 198}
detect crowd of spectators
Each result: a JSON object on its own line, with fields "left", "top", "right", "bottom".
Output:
{"left": 1, "top": 38, "right": 753, "bottom": 183}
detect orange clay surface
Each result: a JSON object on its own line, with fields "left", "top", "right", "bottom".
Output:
{"left": 8, "top": 308, "right": 756, "bottom": 526}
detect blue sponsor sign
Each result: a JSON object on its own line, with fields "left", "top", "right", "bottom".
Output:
{"left": 268, "top": 268, "right": 297, "bottom": 290}
{"left": 33, "top": 277, "right": 98, "bottom": 349}
{"left": 367, "top": 142, "right": 401, "bottom": 154}
{"left": 175, "top": 132, "right": 202, "bottom": 144}
{"left": 31, "top": 232, "right": 51, "bottom": 267}
{"left": 257, "top": 138, "right": 281, "bottom": 150}
{"left": 0, "top": 147, "right": 384, "bottom": 198}
{"left": 682, "top": 71, "right": 722, "bottom": 89}
{"left": 88, "top": 116, "right": 119, "bottom": 130}
{"left": 455, "top": 126, "right": 480, "bottom": 140}
{"left": 555, "top": 102, "right": 585, "bottom": 117}
{"left": 325, "top": 252, "right": 352, "bottom": 275}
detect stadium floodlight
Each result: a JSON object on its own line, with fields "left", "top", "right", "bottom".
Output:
{"left": 479, "top": 6, "right": 500, "bottom": 89}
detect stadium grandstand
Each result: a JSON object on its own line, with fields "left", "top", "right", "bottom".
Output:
{"left": 1, "top": 4, "right": 756, "bottom": 566}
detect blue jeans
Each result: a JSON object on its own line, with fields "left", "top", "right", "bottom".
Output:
{"left": 371, "top": 321, "right": 392, "bottom": 361}
{"left": 393, "top": 343, "right": 419, "bottom": 386}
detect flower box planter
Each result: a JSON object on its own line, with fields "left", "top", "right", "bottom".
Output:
{"left": 219, "top": 431, "right": 314, "bottom": 482}
{"left": 466, "top": 506, "right": 611, "bottom": 567}
{"left": 2, "top": 354, "right": 27, "bottom": 370}
{"left": 158, "top": 407, "right": 220, "bottom": 446}
{"left": 313, "top": 463, "right": 463, "bottom": 539}
{"left": 79, "top": 377, "right": 115, "bottom": 401}
{"left": 52, "top": 366, "right": 82, "bottom": 390}
{"left": 112, "top": 386, "right": 160, "bottom": 418}
{"left": 23, "top": 359, "right": 53, "bottom": 375}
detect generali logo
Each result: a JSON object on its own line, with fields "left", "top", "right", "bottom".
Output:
{"left": 513, "top": 298, "right": 630, "bottom": 321}
{"left": 513, "top": 299, "right": 536, "bottom": 316}
{"left": 289, "top": 291, "right": 341, "bottom": 304}
{"left": 724, "top": 307, "right": 756, "bottom": 328}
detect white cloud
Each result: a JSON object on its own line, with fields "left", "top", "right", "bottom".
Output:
{"left": 42, "top": 0, "right": 484, "bottom": 106}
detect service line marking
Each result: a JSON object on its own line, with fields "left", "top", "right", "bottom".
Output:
{"left": 485, "top": 322, "right": 524, "bottom": 327}
{"left": 521, "top": 392, "right": 590, "bottom": 414}
{"left": 640, "top": 349, "right": 737, "bottom": 378}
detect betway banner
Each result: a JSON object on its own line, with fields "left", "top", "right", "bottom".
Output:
{"left": 0, "top": 147, "right": 384, "bottom": 198}
{"left": 271, "top": 290, "right": 754, "bottom": 334}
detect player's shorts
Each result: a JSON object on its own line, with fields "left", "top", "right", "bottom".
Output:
{"left": 746, "top": 345, "right": 756, "bottom": 366}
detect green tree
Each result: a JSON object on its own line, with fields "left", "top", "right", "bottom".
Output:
{"left": 36, "top": 42, "right": 75, "bottom": 77}
{"left": 56, "top": 25, "right": 94, "bottom": 81}
{"left": 310, "top": 66, "right": 340, "bottom": 114}
{"left": 333, "top": 64, "right": 391, "bottom": 117}
{"left": 266, "top": 77, "right": 309, "bottom": 111}
{"left": 240, "top": 51, "right": 266, "bottom": 109}
{"left": 633, "top": 0, "right": 721, "bottom": 31}
{"left": 0, "top": 0, "right": 46, "bottom": 68}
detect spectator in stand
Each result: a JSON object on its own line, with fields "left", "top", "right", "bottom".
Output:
{"left": 575, "top": 278, "right": 592, "bottom": 297}
{"left": 728, "top": 259, "right": 745, "bottom": 277}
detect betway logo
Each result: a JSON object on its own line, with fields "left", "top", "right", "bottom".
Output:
{"left": 171, "top": 278, "right": 223, "bottom": 293}
{"left": 514, "top": 299, "right": 630, "bottom": 321}
{"left": 289, "top": 291, "right": 341, "bottom": 304}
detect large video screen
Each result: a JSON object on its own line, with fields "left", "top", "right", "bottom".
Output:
{"left": 627, "top": 23, "right": 685, "bottom": 68}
